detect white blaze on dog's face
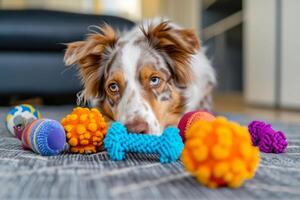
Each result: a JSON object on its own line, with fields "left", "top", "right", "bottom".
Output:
{"left": 64, "top": 22, "right": 203, "bottom": 135}
{"left": 104, "top": 41, "right": 181, "bottom": 134}
{"left": 111, "top": 44, "right": 162, "bottom": 134}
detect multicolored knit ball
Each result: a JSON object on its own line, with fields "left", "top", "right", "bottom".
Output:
{"left": 248, "top": 121, "right": 288, "bottom": 153}
{"left": 22, "top": 119, "right": 66, "bottom": 156}
{"left": 181, "top": 117, "right": 260, "bottom": 188}
{"left": 5, "top": 104, "right": 41, "bottom": 139}
{"left": 178, "top": 110, "right": 216, "bottom": 142}
{"left": 61, "top": 107, "right": 107, "bottom": 154}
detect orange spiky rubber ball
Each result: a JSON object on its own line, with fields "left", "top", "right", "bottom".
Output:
{"left": 181, "top": 117, "right": 260, "bottom": 188}
{"left": 61, "top": 107, "right": 107, "bottom": 154}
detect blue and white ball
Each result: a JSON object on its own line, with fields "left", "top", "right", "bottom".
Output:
{"left": 5, "top": 104, "right": 41, "bottom": 139}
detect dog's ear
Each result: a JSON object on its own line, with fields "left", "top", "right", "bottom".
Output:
{"left": 64, "top": 24, "right": 118, "bottom": 100}
{"left": 142, "top": 21, "right": 200, "bottom": 87}
{"left": 64, "top": 24, "right": 118, "bottom": 65}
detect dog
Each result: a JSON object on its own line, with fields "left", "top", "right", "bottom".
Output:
{"left": 64, "top": 20, "right": 216, "bottom": 135}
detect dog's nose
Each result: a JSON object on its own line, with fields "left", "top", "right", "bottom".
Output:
{"left": 125, "top": 118, "right": 149, "bottom": 134}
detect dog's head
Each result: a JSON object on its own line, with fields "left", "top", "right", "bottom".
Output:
{"left": 64, "top": 21, "right": 200, "bottom": 135}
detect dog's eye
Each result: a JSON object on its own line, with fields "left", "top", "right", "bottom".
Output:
{"left": 150, "top": 76, "right": 161, "bottom": 87}
{"left": 108, "top": 83, "right": 119, "bottom": 92}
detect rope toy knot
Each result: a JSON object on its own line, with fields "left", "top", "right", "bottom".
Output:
{"left": 248, "top": 120, "right": 288, "bottom": 153}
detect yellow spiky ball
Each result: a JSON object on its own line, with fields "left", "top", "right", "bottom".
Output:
{"left": 61, "top": 107, "right": 107, "bottom": 154}
{"left": 181, "top": 117, "right": 260, "bottom": 188}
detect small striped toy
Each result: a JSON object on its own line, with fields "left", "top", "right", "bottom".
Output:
{"left": 5, "top": 105, "right": 66, "bottom": 156}
{"left": 22, "top": 119, "right": 66, "bottom": 156}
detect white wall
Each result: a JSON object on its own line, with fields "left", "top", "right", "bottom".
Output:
{"left": 281, "top": 0, "right": 300, "bottom": 108}
{"left": 244, "top": 0, "right": 277, "bottom": 106}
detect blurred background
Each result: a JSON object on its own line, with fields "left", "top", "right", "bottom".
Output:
{"left": 0, "top": 0, "right": 299, "bottom": 122}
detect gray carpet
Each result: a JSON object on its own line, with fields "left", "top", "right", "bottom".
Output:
{"left": 0, "top": 106, "right": 300, "bottom": 200}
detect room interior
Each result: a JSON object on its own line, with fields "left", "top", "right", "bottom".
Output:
{"left": 0, "top": 0, "right": 300, "bottom": 199}
{"left": 1, "top": 0, "right": 299, "bottom": 123}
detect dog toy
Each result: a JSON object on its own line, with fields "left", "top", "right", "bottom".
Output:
{"left": 5, "top": 105, "right": 65, "bottom": 156}
{"left": 22, "top": 119, "right": 66, "bottom": 156}
{"left": 248, "top": 121, "right": 288, "bottom": 153}
{"left": 61, "top": 107, "right": 107, "bottom": 154}
{"left": 104, "top": 122, "right": 184, "bottom": 163}
{"left": 178, "top": 110, "right": 216, "bottom": 142}
{"left": 181, "top": 117, "right": 260, "bottom": 188}
{"left": 5, "top": 104, "right": 41, "bottom": 139}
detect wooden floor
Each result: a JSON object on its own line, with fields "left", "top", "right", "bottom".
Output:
{"left": 214, "top": 93, "right": 300, "bottom": 123}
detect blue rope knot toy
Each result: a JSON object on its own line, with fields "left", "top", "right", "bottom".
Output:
{"left": 104, "top": 122, "right": 184, "bottom": 163}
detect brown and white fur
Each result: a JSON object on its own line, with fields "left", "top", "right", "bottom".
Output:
{"left": 64, "top": 20, "right": 216, "bottom": 135}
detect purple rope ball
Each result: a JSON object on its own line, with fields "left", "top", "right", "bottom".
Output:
{"left": 248, "top": 121, "right": 288, "bottom": 153}
{"left": 259, "top": 129, "right": 288, "bottom": 153}
{"left": 248, "top": 121, "right": 271, "bottom": 146}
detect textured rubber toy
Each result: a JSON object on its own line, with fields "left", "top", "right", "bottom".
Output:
{"left": 104, "top": 122, "right": 184, "bottom": 163}
{"left": 182, "top": 117, "right": 260, "bottom": 188}
{"left": 22, "top": 119, "right": 66, "bottom": 156}
{"left": 178, "top": 110, "right": 216, "bottom": 142}
{"left": 61, "top": 107, "right": 107, "bottom": 154}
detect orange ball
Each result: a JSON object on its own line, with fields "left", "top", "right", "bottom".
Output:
{"left": 181, "top": 117, "right": 260, "bottom": 188}
{"left": 61, "top": 107, "right": 107, "bottom": 154}
{"left": 178, "top": 110, "right": 216, "bottom": 142}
